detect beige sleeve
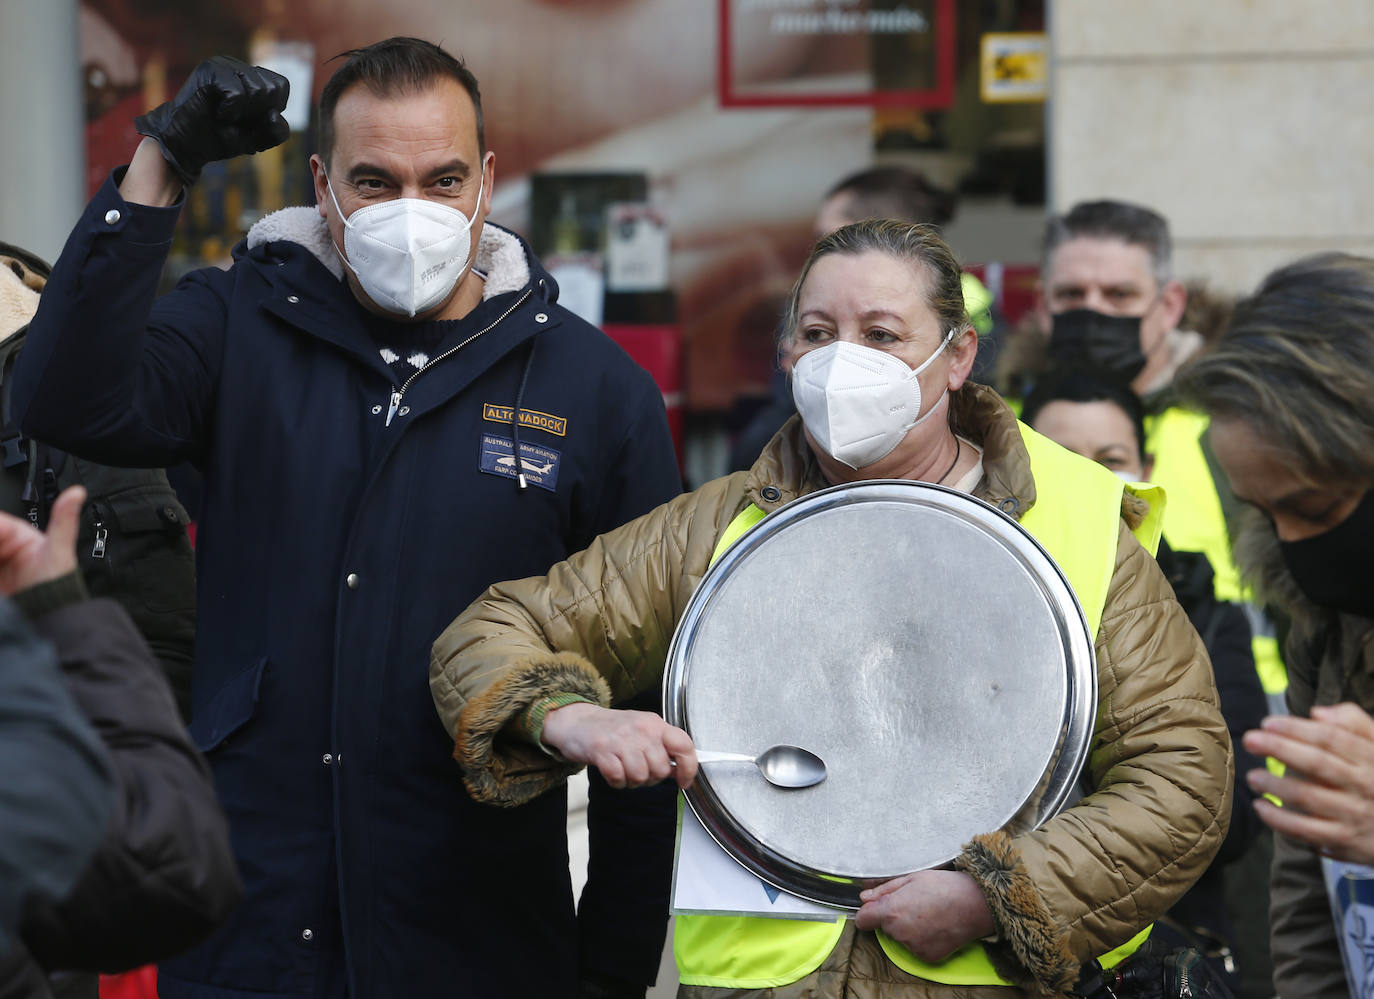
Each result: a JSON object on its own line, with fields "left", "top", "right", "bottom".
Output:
{"left": 429, "top": 481, "right": 736, "bottom": 806}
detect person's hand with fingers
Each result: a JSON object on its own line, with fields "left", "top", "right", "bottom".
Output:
{"left": 134, "top": 56, "right": 290, "bottom": 187}
{"left": 540, "top": 702, "right": 698, "bottom": 790}
{"left": 853, "top": 869, "right": 995, "bottom": 962}
{"left": 1243, "top": 702, "right": 1374, "bottom": 863}
{"left": 0, "top": 485, "right": 85, "bottom": 596}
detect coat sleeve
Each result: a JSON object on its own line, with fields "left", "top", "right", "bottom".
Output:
{"left": 1269, "top": 830, "right": 1346, "bottom": 997}
{"left": 11, "top": 171, "right": 227, "bottom": 469}
{"left": 18, "top": 593, "right": 241, "bottom": 973}
{"left": 955, "top": 522, "right": 1233, "bottom": 994}
{"left": 0, "top": 600, "right": 112, "bottom": 951}
{"left": 1267, "top": 629, "right": 1348, "bottom": 997}
{"left": 431, "top": 478, "right": 739, "bottom": 807}
{"left": 585, "top": 368, "right": 681, "bottom": 542}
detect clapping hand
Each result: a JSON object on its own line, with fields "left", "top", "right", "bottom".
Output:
{"left": 0, "top": 486, "right": 84, "bottom": 596}
{"left": 1244, "top": 703, "right": 1374, "bottom": 864}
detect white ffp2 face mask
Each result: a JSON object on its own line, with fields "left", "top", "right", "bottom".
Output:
{"left": 791, "top": 332, "right": 954, "bottom": 469}
{"left": 325, "top": 168, "right": 485, "bottom": 317}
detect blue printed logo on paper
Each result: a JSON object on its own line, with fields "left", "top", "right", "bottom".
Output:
{"left": 479, "top": 434, "right": 561, "bottom": 492}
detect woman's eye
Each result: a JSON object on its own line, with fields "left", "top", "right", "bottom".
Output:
{"left": 866, "top": 328, "right": 896, "bottom": 343}
{"left": 803, "top": 328, "right": 833, "bottom": 343}
{"left": 1299, "top": 503, "right": 1342, "bottom": 525}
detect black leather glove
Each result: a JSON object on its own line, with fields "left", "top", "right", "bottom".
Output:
{"left": 134, "top": 56, "right": 289, "bottom": 187}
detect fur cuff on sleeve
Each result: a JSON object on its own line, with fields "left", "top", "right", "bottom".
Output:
{"left": 455, "top": 652, "right": 612, "bottom": 807}
{"left": 955, "top": 830, "right": 1079, "bottom": 995}
{"left": 1120, "top": 491, "right": 1148, "bottom": 531}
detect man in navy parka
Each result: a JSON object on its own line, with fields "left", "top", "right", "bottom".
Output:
{"left": 12, "top": 37, "right": 682, "bottom": 999}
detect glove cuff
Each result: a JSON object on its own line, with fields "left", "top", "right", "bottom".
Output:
{"left": 133, "top": 113, "right": 200, "bottom": 188}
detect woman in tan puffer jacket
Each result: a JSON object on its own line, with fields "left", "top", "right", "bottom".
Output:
{"left": 431, "top": 221, "right": 1231, "bottom": 998}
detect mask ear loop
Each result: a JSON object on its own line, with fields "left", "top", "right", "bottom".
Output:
{"left": 320, "top": 170, "right": 361, "bottom": 279}
{"left": 906, "top": 327, "right": 960, "bottom": 428}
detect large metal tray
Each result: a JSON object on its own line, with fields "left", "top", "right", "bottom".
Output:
{"left": 663, "top": 480, "right": 1096, "bottom": 909}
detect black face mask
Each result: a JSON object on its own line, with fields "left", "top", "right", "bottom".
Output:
{"left": 1048, "top": 309, "right": 1147, "bottom": 384}
{"left": 1280, "top": 489, "right": 1374, "bottom": 618}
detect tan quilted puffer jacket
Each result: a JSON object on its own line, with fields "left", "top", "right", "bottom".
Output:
{"left": 431, "top": 384, "right": 1232, "bottom": 998}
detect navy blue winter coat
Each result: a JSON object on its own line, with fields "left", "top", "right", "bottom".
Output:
{"left": 15, "top": 173, "right": 683, "bottom": 999}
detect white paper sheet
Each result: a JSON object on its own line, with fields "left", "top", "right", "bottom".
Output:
{"left": 671, "top": 798, "right": 845, "bottom": 921}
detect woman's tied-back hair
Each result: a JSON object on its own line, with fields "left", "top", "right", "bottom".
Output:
{"left": 779, "top": 219, "right": 970, "bottom": 352}
{"left": 1176, "top": 252, "right": 1374, "bottom": 487}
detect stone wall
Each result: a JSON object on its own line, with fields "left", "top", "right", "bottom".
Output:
{"left": 1049, "top": 1, "right": 1374, "bottom": 292}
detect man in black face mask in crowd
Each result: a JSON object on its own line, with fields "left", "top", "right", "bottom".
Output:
{"left": 1036, "top": 200, "right": 1191, "bottom": 396}
{"left": 1034, "top": 200, "right": 1287, "bottom": 709}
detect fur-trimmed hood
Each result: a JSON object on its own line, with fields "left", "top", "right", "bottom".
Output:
{"left": 1232, "top": 503, "right": 1313, "bottom": 618}
{"left": 245, "top": 207, "right": 535, "bottom": 302}
{"left": 0, "top": 242, "right": 49, "bottom": 343}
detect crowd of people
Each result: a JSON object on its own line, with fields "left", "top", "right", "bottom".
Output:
{"left": 4, "top": 31, "right": 1373, "bottom": 999}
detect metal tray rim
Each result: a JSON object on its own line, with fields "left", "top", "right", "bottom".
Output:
{"left": 663, "top": 479, "right": 1097, "bottom": 909}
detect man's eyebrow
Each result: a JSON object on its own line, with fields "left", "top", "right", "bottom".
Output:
{"left": 424, "top": 160, "right": 472, "bottom": 180}
{"left": 347, "top": 162, "right": 396, "bottom": 184}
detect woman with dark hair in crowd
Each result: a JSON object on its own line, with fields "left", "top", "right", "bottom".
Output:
{"left": 1176, "top": 252, "right": 1374, "bottom": 997}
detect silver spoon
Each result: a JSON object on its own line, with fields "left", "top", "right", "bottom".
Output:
{"left": 694, "top": 744, "right": 827, "bottom": 789}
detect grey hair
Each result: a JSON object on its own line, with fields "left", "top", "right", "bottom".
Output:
{"left": 1041, "top": 200, "right": 1173, "bottom": 289}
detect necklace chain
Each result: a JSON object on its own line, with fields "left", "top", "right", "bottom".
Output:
{"left": 935, "top": 438, "right": 962, "bottom": 485}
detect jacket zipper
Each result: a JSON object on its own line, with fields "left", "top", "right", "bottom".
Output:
{"left": 384, "top": 288, "right": 535, "bottom": 427}
{"left": 91, "top": 503, "right": 108, "bottom": 559}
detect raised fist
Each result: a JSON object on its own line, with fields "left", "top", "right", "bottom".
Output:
{"left": 134, "top": 56, "right": 290, "bottom": 187}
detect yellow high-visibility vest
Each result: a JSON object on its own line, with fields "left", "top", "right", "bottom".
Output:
{"left": 676, "top": 423, "right": 1161, "bottom": 989}
{"left": 1146, "top": 407, "right": 1287, "bottom": 697}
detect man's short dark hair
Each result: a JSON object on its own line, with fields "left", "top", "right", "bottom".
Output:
{"left": 824, "top": 166, "right": 957, "bottom": 227}
{"left": 1042, "top": 200, "right": 1173, "bottom": 288}
{"left": 318, "top": 37, "right": 484, "bottom": 164}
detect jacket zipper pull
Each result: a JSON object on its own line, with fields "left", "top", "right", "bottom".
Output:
{"left": 385, "top": 390, "right": 403, "bottom": 427}
{"left": 92, "top": 514, "right": 108, "bottom": 559}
